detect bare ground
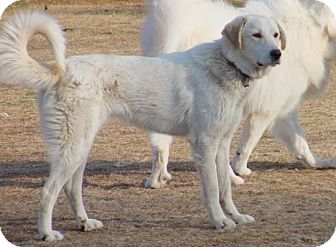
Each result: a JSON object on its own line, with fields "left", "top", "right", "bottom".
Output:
{"left": 0, "top": 2, "right": 335, "bottom": 247}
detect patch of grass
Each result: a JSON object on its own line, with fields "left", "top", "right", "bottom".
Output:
{"left": 10, "top": 0, "right": 246, "bottom": 7}
{"left": 20, "top": 91, "right": 37, "bottom": 106}
{"left": 3, "top": 90, "right": 36, "bottom": 108}
{"left": 74, "top": 5, "right": 146, "bottom": 17}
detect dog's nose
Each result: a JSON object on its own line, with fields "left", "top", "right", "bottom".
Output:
{"left": 270, "top": 49, "right": 282, "bottom": 61}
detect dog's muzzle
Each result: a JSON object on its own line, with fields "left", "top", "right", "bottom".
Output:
{"left": 270, "top": 49, "right": 282, "bottom": 64}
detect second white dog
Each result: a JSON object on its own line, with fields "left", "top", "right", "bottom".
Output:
{"left": 142, "top": 0, "right": 336, "bottom": 188}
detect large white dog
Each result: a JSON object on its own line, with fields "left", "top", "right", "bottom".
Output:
{"left": 142, "top": 0, "right": 336, "bottom": 188}
{"left": 0, "top": 11, "right": 284, "bottom": 240}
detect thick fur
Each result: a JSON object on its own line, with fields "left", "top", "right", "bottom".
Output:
{"left": 142, "top": 0, "right": 336, "bottom": 188}
{"left": 0, "top": 11, "right": 284, "bottom": 241}
{"left": 0, "top": 11, "right": 66, "bottom": 88}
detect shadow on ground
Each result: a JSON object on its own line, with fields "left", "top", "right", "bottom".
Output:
{"left": 0, "top": 159, "right": 308, "bottom": 188}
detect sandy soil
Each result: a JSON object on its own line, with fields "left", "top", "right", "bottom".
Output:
{"left": 0, "top": 1, "right": 335, "bottom": 246}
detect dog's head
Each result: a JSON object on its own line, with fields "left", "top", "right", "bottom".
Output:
{"left": 221, "top": 15, "right": 286, "bottom": 79}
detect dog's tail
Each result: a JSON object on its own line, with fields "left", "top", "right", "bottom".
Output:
{"left": 0, "top": 10, "right": 66, "bottom": 89}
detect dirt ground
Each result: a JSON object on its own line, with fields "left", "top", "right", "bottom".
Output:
{"left": 0, "top": 1, "right": 335, "bottom": 247}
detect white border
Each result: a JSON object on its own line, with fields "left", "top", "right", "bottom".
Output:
{"left": 0, "top": 0, "right": 19, "bottom": 19}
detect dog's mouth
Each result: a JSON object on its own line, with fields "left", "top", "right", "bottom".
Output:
{"left": 271, "top": 60, "right": 281, "bottom": 66}
{"left": 257, "top": 60, "right": 281, "bottom": 67}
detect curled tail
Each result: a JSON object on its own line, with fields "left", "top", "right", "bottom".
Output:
{"left": 0, "top": 10, "right": 66, "bottom": 89}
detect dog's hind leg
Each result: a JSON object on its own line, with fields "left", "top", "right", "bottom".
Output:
{"left": 270, "top": 110, "right": 336, "bottom": 169}
{"left": 38, "top": 156, "right": 80, "bottom": 241}
{"left": 216, "top": 137, "right": 255, "bottom": 225}
{"left": 38, "top": 108, "right": 102, "bottom": 241}
{"left": 145, "top": 133, "right": 173, "bottom": 189}
{"left": 39, "top": 138, "right": 98, "bottom": 241}
{"left": 64, "top": 159, "right": 103, "bottom": 232}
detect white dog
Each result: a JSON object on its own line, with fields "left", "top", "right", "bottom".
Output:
{"left": 0, "top": 11, "right": 284, "bottom": 241}
{"left": 141, "top": 0, "right": 336, "bottom": 188}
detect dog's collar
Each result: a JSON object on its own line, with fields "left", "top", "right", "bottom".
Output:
{"left": 223, "top": 56, "right": 251, "bottom": 88}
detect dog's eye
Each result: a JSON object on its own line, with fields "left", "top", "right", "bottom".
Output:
{"left": 252, "top": 33, "right": 262, "bottom": 38}
{"left": 274, "top": 32, "right": 279, "bottom": 38}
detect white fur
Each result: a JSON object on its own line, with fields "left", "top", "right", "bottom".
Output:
{"left": 0, "top": 11, "right": 285, "bottom": 241}
{"left": 142, "top": 0, "right": 336, "bottom": 188}
{"left": 0, "top": 11, "right": 66, "bottom": 88}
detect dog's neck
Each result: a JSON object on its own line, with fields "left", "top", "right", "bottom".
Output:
{"left": 197, "top": 43, "right": 252, "bottom": 89}
{"left": 223, "top": 56, "right": 250, "bottom": 87}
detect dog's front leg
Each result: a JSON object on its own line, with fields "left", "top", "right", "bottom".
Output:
{"left": 216, "top": 136, "right": 255, "bottom": 225}
{"left": 231, "top": 113, "right": 273, "bottom": 177}
{"left": 190, "top": 136, "right": 235, "bottom": 230}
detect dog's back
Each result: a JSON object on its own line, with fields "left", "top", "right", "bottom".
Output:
{"left": 141, "top": 0, "right": 239, "bottom": 56}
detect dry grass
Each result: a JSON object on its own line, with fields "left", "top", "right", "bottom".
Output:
{"left": 11, "top": 0, "right": 246, "bottom": 8}
{"left": 0, "top": 1, "right": 335, "bottom": 247}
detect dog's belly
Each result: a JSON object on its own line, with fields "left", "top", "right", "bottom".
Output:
{"left": 112, "top": 98, "right": 191, "bottom": 136}
{"left": 134, "top": 111, "right": 190, "bottom": 136}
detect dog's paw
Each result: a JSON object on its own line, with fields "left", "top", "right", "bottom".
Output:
{"left": 145, "top": 178, "right": 164, "bottom": 189}
{"left": 80, "top": 219, "right": 104, "bottom": 231}
{"left": 232, "top": 214, "right": 255, "bottom": 225}
{"left": 231, "top": 174, "right": 245, "bottom": 185}
{"left": 230, "top": 157, "right": 251, "bottom": 177}
{"left": 41, "top": 230, "right": 64, "bottom": 241}
{"left": 160, "top": 171, "right": 172, "bottom": 183}
{"left": 144, "top": 172, "right": 172, "bottom": 189}
{"left": 236, "top": 167, "right": 252, "bottom": 177}
{"left": 213, "top": 218, "right": 236, "bottom": 230}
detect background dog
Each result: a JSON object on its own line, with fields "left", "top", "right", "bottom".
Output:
{"left": 142, "top": 0, "right": 336, "bottom": 188}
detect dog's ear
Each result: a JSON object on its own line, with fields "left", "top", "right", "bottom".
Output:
{"left": 277, "top": 22, "right": 286, "bottom": 50}
{"left": 222, "top": 16, "right": 247, "bottom": 49}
